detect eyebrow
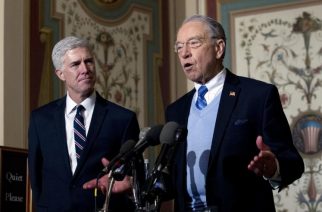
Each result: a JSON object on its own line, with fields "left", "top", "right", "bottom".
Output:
{"left": 84, "top": 57, "right": 94, "bottom": 63}
{"left": 69, "top": 57, "right": 94, "bottom": 66}
{"left": 175, "top": 36, "right": 204, "bottom": 44}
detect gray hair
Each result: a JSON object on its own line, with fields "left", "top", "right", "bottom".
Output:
{"left": 182, "top": 15, "right": 226, "bottom": 58}
{"left": 51, "top": 36, "right": 91, "bottom": 70}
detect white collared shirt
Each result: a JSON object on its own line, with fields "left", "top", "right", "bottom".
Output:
{"left": 65, "top": 92, "right": 96, "bottom": 174}
{"left": 194, "top": 68, "right": 226, "bottom": 105}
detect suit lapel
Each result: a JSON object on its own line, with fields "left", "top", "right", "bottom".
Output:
{"left": 183, "top": 90, "right": 195, "bottom": 126}
{"left": 208, "top": 70, "right": 240, "bottom": 168}
{"left": 53, "top": 97, "right": 73, "bottom": 178}
{"left": 173, "top": 90, "right": 194, "bottom": 169}
{"left": 174, "top": 90, "right": 195, "bottom": 194}
{"left": 73, "top": 93, "right": 108, "bottom": 177}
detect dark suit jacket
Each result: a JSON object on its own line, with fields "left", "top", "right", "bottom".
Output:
{"left": 165, "top": 70, "right": 304, "bottom": 212}
{"left": 28, "top": 92, "right": 140, "bottom": 212}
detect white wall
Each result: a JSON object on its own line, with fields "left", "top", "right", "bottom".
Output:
{"left": 0, "top": 0, "right": 4, "bottom": 146}
{"left": 168, "top": 0, "right": 206, "bottom": 102}
{"left": 0, "top": 0, "right": 29, "bottom": 148}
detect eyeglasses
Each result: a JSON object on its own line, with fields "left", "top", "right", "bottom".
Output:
{"left": 174, "top": 36, "right": 217, "bottom": 53}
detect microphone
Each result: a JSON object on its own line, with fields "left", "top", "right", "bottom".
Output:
{"left": 143, "top": 122, "right": 187, "bottom": 201}
{"left": 101, "top": 139, "right": 136, "bottom": 174}
{"left": 111, "top": 163, "right": 130, "bottom": 181}
{"left": 103, "top": 125, "right": 163, "bottom": 175}
{"left": 118, "top": 125, "right": 163, "bottom": 163}
{"left": 133, "top": 125, "right": 163, "bottom": 150}
{"left": 154, "top": 121, "right": 187, "bottom": 172}
{"left": 138, "top": 127, "right": 151, "bottom": 144}
{"left": 144, "top": 158, "right": 150, "bottom": 180}
{"left": 152, "top": 122, "right": 179, "bottom": 172}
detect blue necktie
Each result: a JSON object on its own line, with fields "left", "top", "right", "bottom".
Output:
{"left": 196, "top": 85, "right": 208, "bottom": 110}
{"left": 74, "top": 105, "right": 86, "bottom": 162}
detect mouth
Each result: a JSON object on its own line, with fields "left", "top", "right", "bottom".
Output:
{"left": 183, "top": 62, "right": 193, "bottom": 70}
{"left": 79, "top": 77, "right": 93, "bottom": 82}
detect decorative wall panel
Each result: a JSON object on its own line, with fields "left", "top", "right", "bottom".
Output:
{"left": 52, "top": 0, "right": 155, "bottom": 126}
{"left": 229, "top": 0, "right": 322, "bottom": 211}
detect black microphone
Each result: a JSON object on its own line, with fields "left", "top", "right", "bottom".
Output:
{"left": 133, "top": 125, "right": 163, "bottom": 150}
{"left": 101, "top": 139, "right": 136, "bottom": 174}
{"left": 138, "top": 127, "right": 152, "bottom": 144}
{"left": 111, "top": 163, "right": 130, "bottom": 181}
{"left": 119, "top": 124, "right": 163, "bottom": 162}
{"left": 163, "top": 125, "right": 187, "bottom": 168}
{"left": 143, "top": 122, "right": 187, "bottom": 201}
{"left": 152, "top": 122, "right": 180, "bottom": 172}
{"left": 154, "top": 121, "right": 187, "bottom": 173}
{"left": 104, "top": 125, "right": 163, "bottom": 175}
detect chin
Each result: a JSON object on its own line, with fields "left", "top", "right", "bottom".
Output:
{"left": 187, "top": 75, "right": 201, "bottom": 83}
{"left": 81, "top": 87, "right": 94, "bottom": 94}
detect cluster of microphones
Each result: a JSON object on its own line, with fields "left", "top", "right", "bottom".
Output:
{"left": 99, "top": 121, "right": 187, "bottom": 212}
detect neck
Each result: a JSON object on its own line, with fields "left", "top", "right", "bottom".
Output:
{"left": 199, "top": 67, "right": 223, "bottom": 84}
{"left": 69, "top": 90, "right": 94, "bottom": 104}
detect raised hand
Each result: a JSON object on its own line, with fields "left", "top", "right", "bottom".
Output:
{"left": 83, "top": 158, "right": 132, "bottom": 194}
{"left": 247, "top": 136, "right": 277, "bottom": 178}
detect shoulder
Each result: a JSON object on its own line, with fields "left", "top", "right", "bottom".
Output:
{"left": 28, "top": 97, "right": 65, "bottom": 127}
{"left": 96, "top": 96, "right": 139, "bottom": 136}
{"left": 30, "top": 97, "right": 65, "bottom": 116}
{"left": 165, "top": 90, "right": 195, "bottom": 123}
{"left": 96, "top": 93, "right": 137, "bottom": 118}
{"left": 238, "top": 76, "right": 279, "bottom": 100}
{"left": 226, "top": 72, "right": 281, "bottom": 107}
{"left": 227, "top": 71, "right": 277, "bottom": 95}
{"left": 239, "top": 75, "right": 273, "bottom": 88}
{"left": 108, "top": 101, "right": 136, "bottom": 116}
{"left": 167, "top": 89, "right": 194, "bottom": 110}
{"left": 97, "top": 94, "right": 135, "bottom": 114}
{"left": 227, "top": 70, "right": 273, "bottom": 88}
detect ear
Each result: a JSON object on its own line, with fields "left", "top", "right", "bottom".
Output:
{"left": 215, "top": 39, "right": 225, "bottom": 59}
{"left": 55, "top": 69, "right": 65, "bottom": 81}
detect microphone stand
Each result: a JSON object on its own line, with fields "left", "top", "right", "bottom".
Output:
{"left": 143, "top": 172, "right": 163, "bottom": 211}
{"left": 144, "top": 159, "right": 151, "bottom": 212}
{"left": 131, "top": 160, "right": 140, "bottom": 210}
{"left": 132, "top": 158, "right": 148, "bottom": 212}
{"left": 98, "top": 171, "right": 115, "bottom": 212}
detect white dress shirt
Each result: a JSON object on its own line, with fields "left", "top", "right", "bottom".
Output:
{"left": 194, "top": 69, "right": 226, "bottom": 105}
{"left": 65, "top": 92, "right": 96, "bottom": 174}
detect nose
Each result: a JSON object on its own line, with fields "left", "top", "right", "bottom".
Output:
{"left": 179, "top": 45, "right": 191, "bottom": 59}
{"left": 79, "top": 61, "right": 90, "bottom": 73}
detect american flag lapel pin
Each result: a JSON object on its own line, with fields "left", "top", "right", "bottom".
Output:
{"left": 229, "top": 91, "right": 236, "bottom": 96}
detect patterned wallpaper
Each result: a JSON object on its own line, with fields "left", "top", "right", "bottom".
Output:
{"left": 230, "top": 0, "right": 322, "bottom": 211}
{"left": 55, "top": 0, "right": 152, "bottom": 126}
{"left": 42, "top": 0, "right": 163, "bottom": 127}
